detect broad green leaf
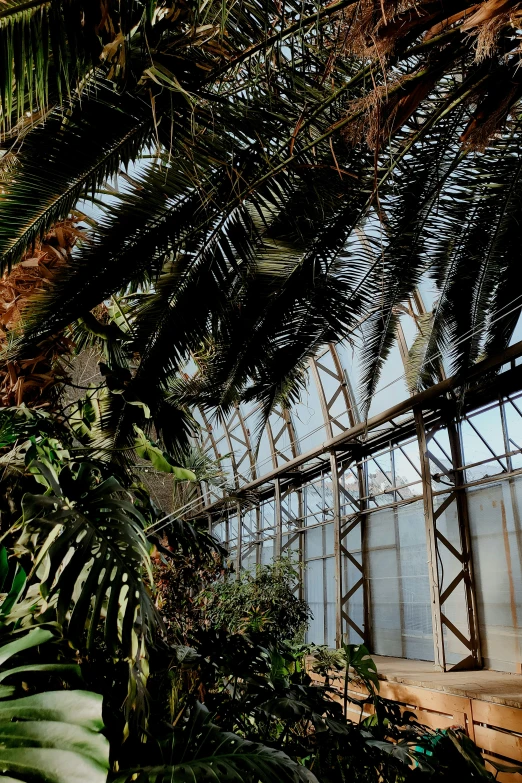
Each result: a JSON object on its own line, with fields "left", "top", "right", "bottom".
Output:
{"left": 116, "top": 702, "right": 317, "bottom": 783}
{"left": 0, "top": 628, "right": 55, "bottom": 667}
{"left": 19, "top": 464, "right": 157, "bottom": 660}
{"left": 0, "top": 547, "right": 9, "bottom": 592}
{"left": 0, "top": 565, "right": 27, "bottom": 622}
{"left": 343, "top": 644, "right": 379, "bottom": 693}
{"left": 0, "top": 663, "right": 82, "bottom": 683}
{"left": 134, "top": 427, "right": 196, "bottom": 480}
{"left": 0, "top": 690, "right": 104, "bottom": 731}
{"left": 0, "top": 721, "right": 109, "bottom": 766}
{"left": 0, "top": 748, "right": 107, "bottom": 783}
{"left": 0, "top": 622, "right": 108, "bottom": 783}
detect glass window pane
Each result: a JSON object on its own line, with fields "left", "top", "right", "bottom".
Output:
{"left": 306, "top": 559, "right": 325, "bottom": 645}
{"left": 468, "top": 477, "right": 522, "bottom": 672}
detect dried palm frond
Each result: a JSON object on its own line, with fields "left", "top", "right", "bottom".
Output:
{"left": 0, "top": 218, "right": 85, "bottom": 407}
{"left": 338, "top": 0, "right": 522, "bottom": 152}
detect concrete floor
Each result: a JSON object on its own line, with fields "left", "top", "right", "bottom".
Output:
{"left": 374, "top": 656, "right": 522, "bottom": 708}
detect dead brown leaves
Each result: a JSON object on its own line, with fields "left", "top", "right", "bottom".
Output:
{"left": 338, "top": 0, "right": 522, "bottom": 152}
{"left": 0, "top": 219, "right": 84, "bottom": 408}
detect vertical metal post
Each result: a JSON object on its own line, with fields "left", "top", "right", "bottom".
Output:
{"left": 358, "top": 456, "right": 372, "bottom": 650}
{"left": 446, "top": 418, "right": 482, "bottom": 668}
{"left": 298, "top": 487, "right": 305, "bottom": 601}
{"left": 235, "top": 503, "right": 242, "bottom": 579}
{"left": 500, "top": 398, "right": 522, "bottom": 666}
{"left": 390, "top": 446, "right": 406, "bottom": 658}
{"left": 274, "top": 478, "right": 283, "bottom": 560}
{"left": 415, "top": 408, "right": 446, "bottom": 671}
{"left": 330, "top": 451, "right": 343, "bottom": 648}
{"left": 256, "top": 505, "right": 262, "bottom": 567}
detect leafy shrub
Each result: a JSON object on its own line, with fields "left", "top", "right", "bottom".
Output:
{"left": 201, "top": 556, "right": 311, "bottom": 642}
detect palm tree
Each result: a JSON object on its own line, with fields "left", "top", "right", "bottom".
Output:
{"left": 1, "top": 0, "right": 522, "bottom": 440}
{"left": 0, "top": 0, "right": 381, "bottom": 456}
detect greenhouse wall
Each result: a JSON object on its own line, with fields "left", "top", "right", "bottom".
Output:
{"left": 194, "top": 331, "right": 522, "bottom": 674}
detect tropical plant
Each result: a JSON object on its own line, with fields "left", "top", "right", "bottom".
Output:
{"left": 0, "top": 544, "right": 109, "bottom": 783}
{"left": 202, "top": 556, "right": 311, "bottom": 641}
{"left": 2, "top": 0, "right": 522, "bottom": 436}
{"left": 0, "top": 627, "right": 109, "bottom": 783}
{"left": 15, "top": 457, "right": 158, "bottom": 660}
{"left": 162, "top": 627, "right": 504, "bottom": 782}
{"left": 0, "top": 403, "right": 510, "bottom": 782}
{"left": 115, "top": 700, "right": 317, "bottom": 783}
{"left": 0, "top": 407, "right": 213, "bottom": 729}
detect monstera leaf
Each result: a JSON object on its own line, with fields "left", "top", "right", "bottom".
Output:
{"left": 17, "top": 460, "right": 158, "bottom": 657}
{"left": 115, "top": 701, "right": 317, "bottom": 783}
{"left": 343, "top": 644, "right": 379, "bottom": 694}
{"left": 0, "top": 624, "right": 109, "bottom": 783}
{"left": 134, "top": 427, "right": 196, "bottom": 481}
{"left": 0, "top": 407, "right": 55, "bottom": 450}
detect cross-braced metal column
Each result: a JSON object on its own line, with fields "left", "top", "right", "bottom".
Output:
{"left": 415, "top": 407, "right": 481, "bottom": 670}
{"left": 415, "top": 408, "right": 446, "bottom": 670}
{"left": 279, "top": 482, "right": 304, "bottom": 597}
{"left": 309, "top": 347, "right": 369, "bottom": 649}
{"left": 446, "top": 416, "right": 482, "bottom": 669}
{"left": 337, "top": 454, "right": 369, "bottom": 647}
{"left": 330, "top": 451, "right": 343, "bottom": 647}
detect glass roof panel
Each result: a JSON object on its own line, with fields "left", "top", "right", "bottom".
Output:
{"left": 367, "top": 342, "right": 409, "bottom": 418}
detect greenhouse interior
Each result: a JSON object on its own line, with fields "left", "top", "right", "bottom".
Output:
{"left": 196, "top": 327, "right": 522, "bottom": 674}
{"left": 4, "top": 0, "right": 522, "bottom": 781}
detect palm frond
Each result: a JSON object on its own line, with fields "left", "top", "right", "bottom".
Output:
{"left": 404, "top": 311, "right": 443, "bottom": 393}
{"left": 422, "top": 119, "right": 522, "bottom": 378}
{"left": 0, "top": 0, "right": 96, "bottom": 132}
{"left": 116, "top": 701, "right": 317, "bottom": 783}
{"left": 357, "top": 100, "right": 470, "bottom": 413}
{"left": 0, "top": 83, "right": 152, "bottom": 271}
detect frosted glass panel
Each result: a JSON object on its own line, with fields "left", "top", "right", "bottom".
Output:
{"left": 306, "top": 527, "right": 323, "bottom": 558}
{"left": 396, "top": 504, "right": 433, "bottom": 660}
{"left": 368, "top": 502, "right": 433, "bottom": 661}
{"left": 306, "top": 559, "right": 325, "bottom": 644}
{"left": 433, "top": 496, "right": 469, "bottom": 666}
{"left": 468, "top": 478, "right": 522, "bottom": 672}
{"left": 260, "top": 538, "right": 274, "bottom": 565}
{"left": 325, "top": 557, "right": 336, "bottom": 647}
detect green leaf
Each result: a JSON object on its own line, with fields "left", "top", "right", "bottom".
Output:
{"left": 0, "top": 720, "right": 108, "bottom": 765}
{"left": 134, "top": 427, "right": 196, "bottom": 480}
{"left": 0, "top": 663, "right": 82, "bottom": 683}
{"left": 0, "top": 547, "right": 9, "bottom": 592}
{"left": 0, "top": 628, "right": 55, "bottom": 667}
{"left": 486, "top": 758, "right": 522, "bottom": 774}
{"left": 343, "top": 643, "right": 379, "bottom": 693}
{"left": 116, "top": 702, "right": 317, "bottom": 783}
{"left": 0, "top": 690, "right": 104, "bottom": 731}
{"left": 0, "top": 748, "right": 107, "bottom": 783}
{"left": 0, "top": 565, "right": 28, "bottom": 622}
{"left": 19, "top": 463, "right": 158, "bottom": 658}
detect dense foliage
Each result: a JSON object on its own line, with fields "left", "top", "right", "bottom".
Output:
{"left": 201, "top": 557, "right": 311, "bottom": 641}
{"left": 1, "top": 0, "right": 522, "bottom": 459}
{"left": 0, "top": 406, "right": 517, "bottom": 782}
{"left": 3, "top": 1, "right": 522, "bottom": 781}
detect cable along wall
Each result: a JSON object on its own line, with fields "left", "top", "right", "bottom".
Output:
{"left": 194, "top": 326, "right": 522, "bottom": 673}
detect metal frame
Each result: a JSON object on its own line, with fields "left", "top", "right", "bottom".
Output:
{"left": 192, "top": 336, "right": 522, "bottom": 666}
